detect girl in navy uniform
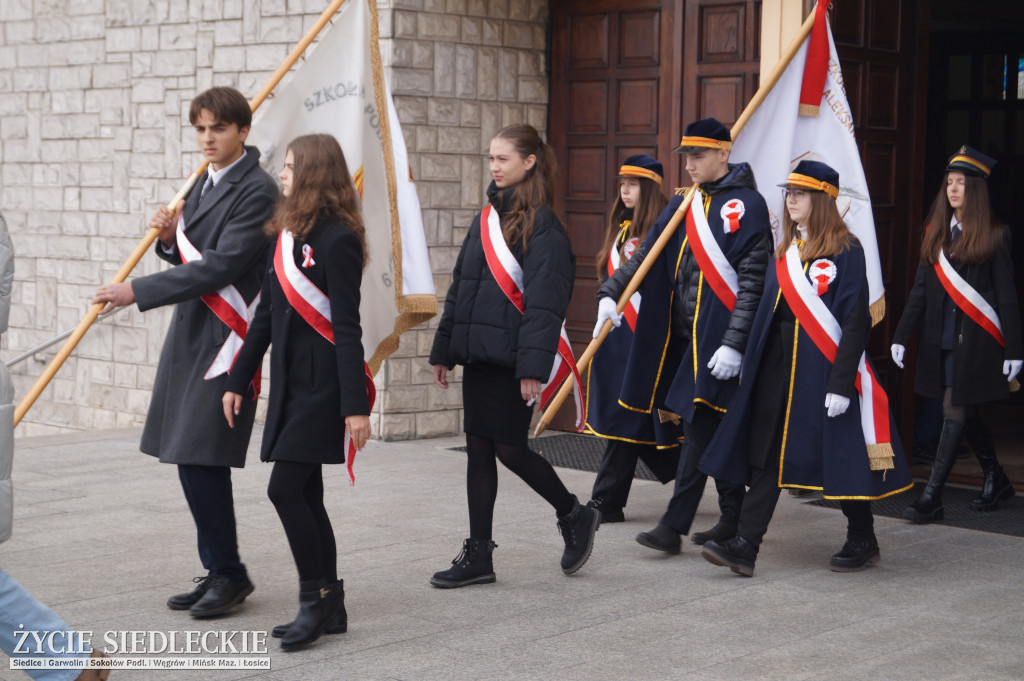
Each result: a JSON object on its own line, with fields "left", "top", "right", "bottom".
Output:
{"left": 429, "top": 125, "right": 600, "bottom": 588}
{"left": 699, "top": 161, "right": 912, "bottom": 576}
{"left": 222, "top": 134, "right": 372, "bottom": 650}
{"left": 892, "top": 146, "right": 1022, "bottom": 523}
{"left": 585, "top": 155, "right": 680, "bottom": 523}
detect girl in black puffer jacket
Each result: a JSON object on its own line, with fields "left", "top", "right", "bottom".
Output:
{"left": 429, "top": 125, "right": 600, "bottom": 588}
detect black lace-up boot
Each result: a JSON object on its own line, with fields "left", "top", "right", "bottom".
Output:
{"left": 430, "top": 538, "right": 497, "bottom": 588}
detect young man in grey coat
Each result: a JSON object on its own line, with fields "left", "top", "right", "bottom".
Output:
{"left": 94, "top": 87, "right": 278, "bottom": 618}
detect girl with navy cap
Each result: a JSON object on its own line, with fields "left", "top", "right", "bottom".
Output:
{"left": 892, "top": 146, "right": 1023, "bottom": 523}
{"left": 585, "top": 155, "right": 680, "bottom": 523}
{"left": 698, "top": 160, "right": 912, "bottom": 576}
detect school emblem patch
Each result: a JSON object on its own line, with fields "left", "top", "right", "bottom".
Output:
{"left": 810, "top": 258, "right": 837, "bottom": 295}
{"left": 721, "top": 199, "right": 745, "bottom": 233}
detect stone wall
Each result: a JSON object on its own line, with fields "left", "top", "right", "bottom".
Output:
{"left": 0, "top": 0, "right": 550, "bottom": 438}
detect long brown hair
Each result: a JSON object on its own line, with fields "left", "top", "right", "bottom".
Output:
{"left": 264, "top": 133, "right": 368, "bottom": 269}
{"left": 920, "top": 172, "right": 999, "bottom": 265}
{"left": 775, "top": 190, "right": 853, "bottom": 261}
{"left": 596, "top": 177, "right": 668, "bottom": 278}
{"left": 493, "top": 125, "right": 557, "bottom": 250}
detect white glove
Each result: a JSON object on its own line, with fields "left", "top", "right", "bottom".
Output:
{"left": 825, "top": 393, "right": 851, "bottom": 418}
{"left": 891, "top": 344, "right": 905, "bottom": 369}
{"left": 707, "top": 345, "right": 742, "bottom": 380}
{"left": 593, "top": 296, "right": 622, "bottom": 338}
{"left": 1005, "top": 359, "right": 1023, "bottom": 383}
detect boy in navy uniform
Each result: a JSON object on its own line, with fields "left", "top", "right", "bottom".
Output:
{"left": 596, "top": 118, "right": 772, "bottom": 553}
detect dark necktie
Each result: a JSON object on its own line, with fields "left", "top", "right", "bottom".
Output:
{"left": 951, "top": 224, "right": 961, "bottom": 244}
{"left": 199, "top": 176, "right": 213, "bottom": 203}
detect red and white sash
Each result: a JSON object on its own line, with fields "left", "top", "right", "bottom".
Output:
{"left": 934, "top": 250, "right": 1005, "bottom": 347}
{"left": 607, "top": 226, "right": 641, "bottom": 331}
{"left": 479, "top": 204, "right": 586, "bottom": 432}
{"left": 274, "top": 230, "right": 376, "bottom": 485}
{"left": 776, "top": 242, "right": 893, "bottom": 454}
{"left": 685, "top": 190, "right": 739, "bottom": 311}
{"left": 176, "top": 215, "right": 261, "bottom": 396}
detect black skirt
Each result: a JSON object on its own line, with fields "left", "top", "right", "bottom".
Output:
{"left": 462, "top": 362, "right": 534, "bottom": 447}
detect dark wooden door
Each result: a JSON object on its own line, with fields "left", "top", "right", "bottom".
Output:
{"left": 831, "top": 0, "right": 921, "bottom": 437}
{"left": 548, "top": 0, "right": 682, "bottom": 432}
{"left": 548, "top": 0, "right": 761, "bottom": 431}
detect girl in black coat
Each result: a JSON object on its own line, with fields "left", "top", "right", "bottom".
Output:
{"left": 892, "top": 146, "right": 1023, "bottom": 523}
{"left": 429, "top": 124, "right": 600, "bottom": 588}
{"left": 223, "top": 134, "right": 371, "bottom": 650}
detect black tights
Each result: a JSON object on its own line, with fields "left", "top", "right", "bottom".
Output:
{"left": 942, "top": 386, "right": 972, "bottom": 423}
{"left": 466, "top": 433, "right": 575, "bottom": 540}
{"left": 267, "top": 461, "right": 337, "bottom": 583}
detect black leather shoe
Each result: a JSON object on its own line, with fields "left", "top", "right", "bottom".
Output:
{"left": 167, "top": 575, "right": 213, "bottom": 611}
{"left": 690, "top": 522, "right": 737, "bottom": 546}
{"left": 972, "top": 465, "right": 1015, "bottom": 512}
{"left": 635, "top": 524, "right": 681, "bottom": 554}
{"left": 586, "top": 498, "right": 624, "bottom": 523}
{"left": 701, "top": 536, "right": 757, "bottom": 576}
{"left": 189, "top": 575, "right": 254, "bottom": 618}
{"left": 830, "top": 539, "right": 880, "bottom": 572}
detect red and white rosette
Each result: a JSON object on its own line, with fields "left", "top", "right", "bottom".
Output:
{"left": 934, "top": 249, "right": 1005, "bottom": 347}
{"left": 809, "top": 258, "right": 837, "bottom": 296}
{"left": 275, "top": 229, "right": 376, "bottom": 485}
{"left": 720, "top": 198, "right": 745, "bottom": 234}
{"left": 776, "top": 242, "right": 893, "bottom": 457}
{"left": 479, "top": 204, "right": 586, "bottom": 432}
{"left": 176, "top": 215, "right": 261, "bottom": 396}
{"left": 608, "top": 236, "right": 641, "bottom": 331}
{"left": 686, "top": 189, "right": 739, "bottom": 311}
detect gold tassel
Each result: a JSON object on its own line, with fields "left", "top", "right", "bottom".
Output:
{"left": 658, "top": 409, "right": 681, "bottom": 425}
{"left": 798, "top": 103, "right": 821, "bottom": 117}
{"left": 869, "top": 296, "right": 886, "bottom": 327}
{"left": 866, "top": 443, "right": 895, "bottom": 471}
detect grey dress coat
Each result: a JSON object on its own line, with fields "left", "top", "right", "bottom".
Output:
{"left": 132, "top": 146, "right": 278, "bottom": 468}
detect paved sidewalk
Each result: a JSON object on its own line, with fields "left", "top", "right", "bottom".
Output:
{"left": 2, "top": 427, "right": 1022, "bottom": 681}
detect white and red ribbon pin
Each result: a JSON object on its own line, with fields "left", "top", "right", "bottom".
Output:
{"left": 301, "top": 244, "right": 315, "bottom": 268}
{"left": 810, "top": 258, "right": 837, "bottom": 296}
{"left": 720, "top": 199, "right": 745, "bottom": 234}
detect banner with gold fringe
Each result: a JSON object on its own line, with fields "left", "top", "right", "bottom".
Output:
{"left": 248, "top": 0, "right": 436, "bottom": 375}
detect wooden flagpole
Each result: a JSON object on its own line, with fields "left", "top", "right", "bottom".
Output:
{"left": 13, "top": 0, "right": 350, "bottom": 427}
{"left": 533, "top": 6, "right": 819, "bottom": 437}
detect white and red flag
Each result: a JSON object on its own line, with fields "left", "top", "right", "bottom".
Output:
{"left": 731, "top": 1, "right": 887, "bottom": 323}
{"left": 248, "top": 0, "right": 436, "bottom": 376}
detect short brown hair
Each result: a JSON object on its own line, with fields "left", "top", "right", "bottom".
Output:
{"left": 188, "top": 87, "right": 252, "bottom": 128}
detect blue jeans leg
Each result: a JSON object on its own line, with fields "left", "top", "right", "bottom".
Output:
{"left": 0, "top": 569, "right": 86, "bottom": 681}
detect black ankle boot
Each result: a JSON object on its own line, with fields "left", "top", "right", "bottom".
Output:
{"left": 701, "top": 536, "right": 758, "bottom": 577}
{"left": 430, "top": 538, "right": 497, "bottom": 588}
{"left": 830, "top": 538, "right": 880, "bottom": 572}
{"left": 557, "top": 496, "right": 600, "bottom": 574}
{"left": 272, "top": 579, "right": 347, "bottom": 639}
{"left": 690, "top": 521, "right": 738, "bottom": 546}
{"left": 279, "top": 578, "right": 344, "bottom": 651}
{"left": 903, "top": 419, "right": 964, "bottom": 524}
{"left": 967, "top": 417, "right": 1015, "bottom": 511}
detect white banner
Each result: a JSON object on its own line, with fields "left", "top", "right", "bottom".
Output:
{"left": 248, "top": 0, "right": 436, "bottom": 373}
{"left": 731, "top": 18, "right": 885, "bottom": 317}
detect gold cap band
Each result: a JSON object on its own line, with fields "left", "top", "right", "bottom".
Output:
{"left": 948, "top": 154, "right": 991, "bottom": 176}
{"left": 618, "top": 165, "right": 663, "bottom": 185}
{"left": 786, "top": 173, "right": 839, "bottom": 199}
{"left": 677, "top": 135, "right": 732, "bottom": 150}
